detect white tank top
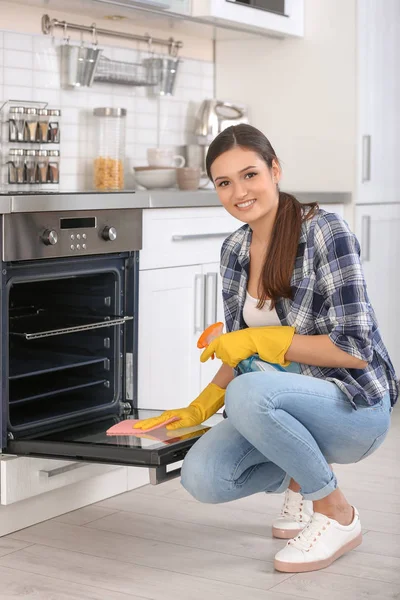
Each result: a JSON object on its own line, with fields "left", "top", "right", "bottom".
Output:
{"left": 243, "top": 291, "right": 281, "bottom": 327}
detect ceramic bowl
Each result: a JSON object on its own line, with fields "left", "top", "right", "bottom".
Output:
{"left": 133, "top": 166, "right": 176, "bottom": 189}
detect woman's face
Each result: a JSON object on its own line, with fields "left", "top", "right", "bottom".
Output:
{"left": 210, "top": 146, "right": 281, "bottom": 225}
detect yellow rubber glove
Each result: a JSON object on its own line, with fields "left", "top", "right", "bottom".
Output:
{"left": 132, "top": 383, "right": 225, "bottom": 431}
{"left": 200, "top": 326, "right": 295, "bottom": 368}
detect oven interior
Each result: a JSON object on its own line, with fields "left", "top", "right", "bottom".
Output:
{"left": 8, "top": 269, "right": 129, "bottom": 437}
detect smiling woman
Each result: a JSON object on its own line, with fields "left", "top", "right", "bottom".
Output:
{"left": 206, "top": 127, "right": 318, "bottom": 309}
{"left": 134, "top": 123, "right": 397, "bottom": 576}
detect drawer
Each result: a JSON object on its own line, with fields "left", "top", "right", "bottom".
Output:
{"left": 140, "top": 207, "right": 240, "bottom": 270}
{"left": 0, "top": 456, "right": 120, "bottom": 505}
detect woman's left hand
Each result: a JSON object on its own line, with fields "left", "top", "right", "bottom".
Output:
{"left": 200, "top": 326, "right": 296, "bottom": 368}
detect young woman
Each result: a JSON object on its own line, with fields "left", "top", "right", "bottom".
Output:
{"left": 134, "top": 124, "right": 397, "bottom": 573}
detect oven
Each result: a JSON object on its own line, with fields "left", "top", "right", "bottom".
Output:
{"left": 0, "top": 203, "right": 216, "bottom": 484}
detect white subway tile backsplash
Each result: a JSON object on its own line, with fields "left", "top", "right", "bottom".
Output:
{"left": 4, "top": 49, "right": 32, "bottom": 70}
{"left": 33, "top": 36, "right": 58, "bottom": 55}
{"left": 136, "top": 96, "right": 157, "bottom": 114}
{"left": 141, "top": 113, "right": 158, "bottom": 130}
{"left": 4, "top": 32, "right": 33, "bottom": 52}
{"left": 32, "top": 88, "right": 61, "bottom": 106}
{"left": 61, "top": 107, "right": 80, "bottom": 124}
{"left": 160, "top": 115, "right": 181, "bottom": 132}
{"left": 61, "top": 90, "right": 88, "bottom": 108}
{"left": 34, "top": 52, "right": 58, "bottom": 72}
{"left": 0, "top": 29, "right": 213, "bottom": 189}
{"left": 61, "top": 124, "right": 80, "bottom": 142}
{"left": 2, "top": 85, "right": 33, "bottom": 101}
{"left": 87, "top": 93, "right": 113, "bottom": 109}
{"left": 4, "top": 67, "right": 33, "bottom": 87}
{"left": 136, "top": 128, "right": 158, "bottom": 145}
{"left": 33, "top": 69, "right": 61, "bottom": 89}
{"left": 59, "top": 174, "right": 80, "bottom": 191}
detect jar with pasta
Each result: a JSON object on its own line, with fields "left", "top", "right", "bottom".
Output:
{"left": 93, "top": 107, "right": 126, "bottom": 191}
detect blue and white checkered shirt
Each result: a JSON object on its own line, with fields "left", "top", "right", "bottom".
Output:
{"left": 220, "top": 208, "right": 398, "bottom": 408}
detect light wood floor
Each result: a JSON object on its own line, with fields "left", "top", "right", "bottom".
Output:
{"left": 1, "top": 408, "right": 399, "bottom": 599}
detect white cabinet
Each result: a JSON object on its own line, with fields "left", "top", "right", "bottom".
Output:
{"left": 357, "top": 0, "right": 400, "bottom": 204}
{"left": 0, "top": 457, "right": 120, "bottom": 505}
{"left": 138, "top": 261, "right": 225, "bottom": 410}
{"left": 192, "top": 0, "right": 304, "bottom": 37}
{"left": 355, "top": 204, "right": 400, "bottom": 374}
{"left": 138, "top": 265, "right": 203, "bottom": 410}
{"left": 138, "top": 207, "right": 239, "bottom": 410}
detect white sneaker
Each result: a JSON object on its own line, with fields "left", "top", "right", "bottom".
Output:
{"left": 272, "top": 489, "right": 313, "bottom": 539}
{"left": 274, "top": 506, "right": 362, "bottom": 573}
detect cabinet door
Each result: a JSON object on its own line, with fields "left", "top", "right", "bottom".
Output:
{"left": 200, "top": 262, "right": 225, "bottom": 391}
{"left": 355, "top": 204, "right": 400, "bottom": 373}
{"left": 357, "top": 0, "right": 400, "bottom": 204}
{"left": 138, "top": 266, "right": 201, "bottom": 410}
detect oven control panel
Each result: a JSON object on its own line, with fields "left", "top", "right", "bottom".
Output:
{"left": 2, "top": 209, "right": 143, "bottom": 261}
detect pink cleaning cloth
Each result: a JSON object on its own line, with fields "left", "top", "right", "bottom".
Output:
{"left": 106, "top": 417, "right": 179, "bottom": 436}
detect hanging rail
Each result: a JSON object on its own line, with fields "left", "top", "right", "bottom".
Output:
{"left": 41, "top": 14, "right": 183, "bottom": 54}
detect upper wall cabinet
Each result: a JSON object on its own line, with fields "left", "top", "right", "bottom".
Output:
{"left": 191, "top": 0, "right": 304, "bottom": 37}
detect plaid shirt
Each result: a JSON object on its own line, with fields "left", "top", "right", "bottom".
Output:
{"left": 221, "top": 208, "right": 399, "bottom": 409}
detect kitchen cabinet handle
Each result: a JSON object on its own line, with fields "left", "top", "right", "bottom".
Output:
{"left": 361, "top": 215, "right": 371, "bottom": 262}
{"left": 362, "top": 135, "right": 371, "bottom": 182}
{"left": 194, "top": 273, "right": 205, "bottom": 334}
{"left": 172, "top": 232, "right": 232, "bottom": 242}
{"left": 205, "top": 272, "right": 218, "bottom": 327}
{"left": 39, "top": 462, "right": 88, "bottom": 478}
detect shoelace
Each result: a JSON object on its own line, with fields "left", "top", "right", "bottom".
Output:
{"left": 287, "top": 516, "right": 331, "bottom": 552}
{"left": 281, "top": 490, "right": 306, "bottom": 522}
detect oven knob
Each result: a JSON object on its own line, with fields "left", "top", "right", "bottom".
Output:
{"left": 42, "top": 229, "right": 58, "bottom": 246}
{"left": 102, "top": 226, "right": 117, "bottom": 241}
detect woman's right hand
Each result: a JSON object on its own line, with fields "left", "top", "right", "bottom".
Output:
{"left": 132, "top": 406, "right": 204, "bottom": 432}
{"left": 133, "top": 382, "right": 226, "bottom": 432}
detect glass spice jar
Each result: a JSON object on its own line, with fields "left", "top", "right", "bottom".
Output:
{"left": 93, "top": 107, "right": 126, "bottom": 191}
{"left": 24, "top": 107, "right": 38, "bottom": 142}
{"left": 48, "top": 150, "right": 60, "bottom": 184}
{"left": 37, "top": 108, "right": 50, "bottom": 143}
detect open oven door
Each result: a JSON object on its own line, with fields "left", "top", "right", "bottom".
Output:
{"left": 5, "top": 410, "right": 224, "bottom": 484}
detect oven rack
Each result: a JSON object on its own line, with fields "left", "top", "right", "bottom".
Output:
{"left": 9, "top": 350, "right": 109, "bottom": 380}
{"left": 10, "top": 376, "right": 107, "bottom": 405}
{"left": 9, "top": 311, "right": 133, "bottom": 340}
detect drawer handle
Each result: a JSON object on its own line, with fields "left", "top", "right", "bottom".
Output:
{"left": 39, "top": 462, "right": 88, "bottom": 478}
{"left": 172, "top": 232, "right": 232, "bottom": 242}
{"left": 362, "top": 135, "right": 371, "bottom": 182}
{"left": 205, "top": 272, "right": 218, "bottom": 327}
{"left": 361, "top": 215, "right": 371, "bottom": 262}
{"left": 194, "top": 274, "right": 205, "bottom": 334}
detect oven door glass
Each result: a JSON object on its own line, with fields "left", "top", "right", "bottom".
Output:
{"left": 5, "top": 409, "right": 224, "bottom": 483}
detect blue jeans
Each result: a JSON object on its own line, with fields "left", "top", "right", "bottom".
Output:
{"left": 181, "top": 367, "right": 392, "bottom": 502}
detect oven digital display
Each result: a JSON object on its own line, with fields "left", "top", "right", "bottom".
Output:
{"left": 60, "top": 217, "right": 97, "bottom": 230}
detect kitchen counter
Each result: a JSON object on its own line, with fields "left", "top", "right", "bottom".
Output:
{"left": 0, "top": 190, "right": 351, "bottom": 213}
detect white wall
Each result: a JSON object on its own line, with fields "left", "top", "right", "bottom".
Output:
{"left": 215, "top": 0, "right": 357, "bottom": 194}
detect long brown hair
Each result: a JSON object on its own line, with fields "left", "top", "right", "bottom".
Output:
{"left": 206, "top": 124, "right": 318, "bottom": 309}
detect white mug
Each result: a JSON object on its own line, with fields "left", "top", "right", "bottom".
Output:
{"left": 147, "top": 147, "right": 185, "bottom": 168}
